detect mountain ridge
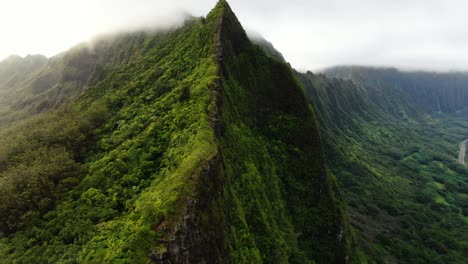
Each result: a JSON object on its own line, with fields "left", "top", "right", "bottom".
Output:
{"left": 2, "top": 1, "right": 467, "bottom": 263}
{"left": 298, "top": 66, "right": 468, "bottom": 263}
{"left": 0, "top": 1, "right": 352, "bottom": 263}
{"left": 324, "top": 65, "right": 468, "bottom": 113}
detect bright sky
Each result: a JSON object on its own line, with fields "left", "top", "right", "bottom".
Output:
{"left": 1, "top": 0, "right": 468, "bottom": 71}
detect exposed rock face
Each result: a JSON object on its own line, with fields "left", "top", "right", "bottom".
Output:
{"left": 149, "top": 156, "right": 225, "bottom": 264}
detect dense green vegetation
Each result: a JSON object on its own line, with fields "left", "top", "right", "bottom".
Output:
{"left": 325, "top": 66, "right": 468, "bottom": 113}
{"left": 0, "top": 4, "right": 220, "bottom": 263}
{"left": 298, "top": 70, "right": 468, "bottom": 263}
{"left": 0, "top": 105, "right": 109, "bottom": 235}
{"left": 203, "top": 3, "right": 351, "bottom": 263}
{"left": 3, "top": 0, "right": 467, "bottom": 263}
{"left": 0, "top": 29, "right": 176, "bottom": 125}
{"left": 0, "top": 1, "right": 351, "bottom": 263}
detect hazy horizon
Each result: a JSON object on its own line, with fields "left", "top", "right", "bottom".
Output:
{"left": 1, "top": 0, "right": 468, "bottom": 72}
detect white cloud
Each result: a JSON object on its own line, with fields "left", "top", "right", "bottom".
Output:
{"left": 0, "top": 0, "right": 467, "bottom": 71}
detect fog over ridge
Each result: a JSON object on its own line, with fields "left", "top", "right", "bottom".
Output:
{"left": 1, "top": 0, "right": 467, "bottom": 72}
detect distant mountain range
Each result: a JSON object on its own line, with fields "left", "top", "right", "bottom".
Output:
{"left": 0, "top": 1, "right": 466, "bottom": 263}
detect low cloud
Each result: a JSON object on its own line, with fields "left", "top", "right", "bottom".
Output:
{"left": 1, "top": 0, "right": 467, "bottom": 72}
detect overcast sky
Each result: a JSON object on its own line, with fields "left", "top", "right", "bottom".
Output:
{"left": 1, "top": 0, "right": 467, "bottom": 71}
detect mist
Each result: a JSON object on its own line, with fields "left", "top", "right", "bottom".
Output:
{"left": 1, "top": 0, "right": 468, "bottom": 72}
{"left": 0, "top": 0, "right": 206, "bottom": 62}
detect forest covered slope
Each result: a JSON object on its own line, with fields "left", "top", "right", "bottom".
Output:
{"left": 297, "top": 69, "right": 468, "bottom": 263}
{"left": 0, "top": 1, "right": 351, "bottom": 263}
{"left": 2, "top": 1, "right": 467, "bottom": 263}
{"left": 325, "top": 66, "right": 468, "bottom": 113}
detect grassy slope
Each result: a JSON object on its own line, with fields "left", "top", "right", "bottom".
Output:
{"left": 299, "top": 71, "right": 468, "bottom": 264}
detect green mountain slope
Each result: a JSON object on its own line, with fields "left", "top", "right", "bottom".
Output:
{"left": 0, "top": 30, "right": 180, "bottom": 125}
{"left": 0, "top": 54, "right": 47, "bottom": 93}
{"left": 0, "top": 1, "right": 351, "bottom": 263}
{"left": 297, "top": 68, "right": 468, "bottom": 263}
{"left": 0, "top": 54, "right": 47, "bottom": 123}
{"left": 325, "top": 66, "right": 468, "bottom": 113}
{"left": 207, "top": 3, "right": 351, "bottom": 263}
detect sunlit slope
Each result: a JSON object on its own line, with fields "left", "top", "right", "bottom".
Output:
{"left": 0, "top": 1, "right": 352, "bottom": 263}
{"left": 0, "top": 8, "right": 220, "bottom": 264}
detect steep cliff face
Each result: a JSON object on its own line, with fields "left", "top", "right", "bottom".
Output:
{"left": 209, "top": 2, "right": 350, "bottom": 263}
{"left": 296, "top": 71, "right": 428, "bottom": 134}
{"left": 0, "top": 1, "right": 351, "bottom": 263}
{"left": 0, "top": 54, "right": 47, "bottom": 123}
{"left": 297, "top": 68, "right": 468, "bottom": 263}
{"left": 0, "top": 54, "right": 47, "bottom": 93}
{"left": 150, "top": 2, "right": 352, "bottom": 263}
{"left": 325, "top": 66, "right": 468, "bottom": 113}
